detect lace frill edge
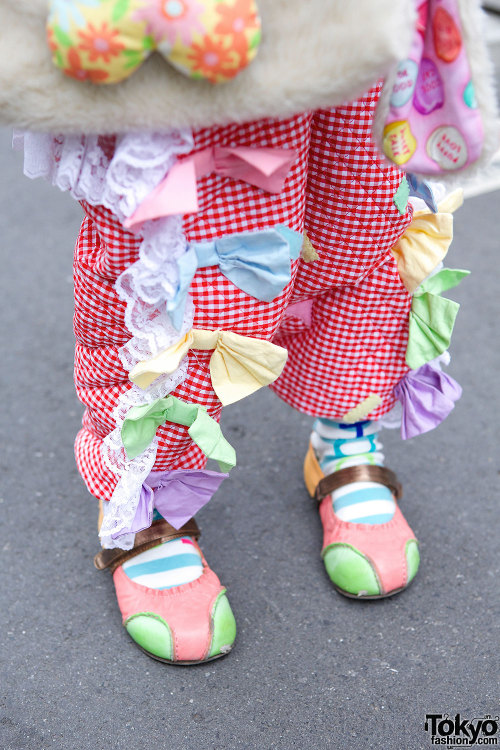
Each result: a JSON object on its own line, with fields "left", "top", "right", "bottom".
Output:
{"left": 16, "top": 129, "right": 194, "bottom": 223}
{"left": 114, "top": 219, "right": 195, "bottom": 361}
{"left": 100, "top": 437, "right": 158, "bottom": 551}
{"left": 16, "top": 130, "right": 200, "bottom": 550}
{"left": 99, "top": 363, "right": 189, "bottom": 550}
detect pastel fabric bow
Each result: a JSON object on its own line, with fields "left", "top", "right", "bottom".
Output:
{"left": 121, "top": 395, "right": 236, "bottom": 468}
{"left": 407, "top": 174, "right": 438, "bottom": 213}
{"left": 405, "top": 268, "right": 470, "bottom": 370}
{"left": 392, "top": 189, "right": 463, "bottom": 293}
{"left": 124, "top": 146, "right": 298, "bottom": 229}
{"left": 47, "top": 0, "right": 262, "bottom": 85}
{"left": 394, "top": 360, "right": 463, "bottom": 440}
{"left": 111, "top": 469, "right": 228, "bottom": 537}
{"left": 167, "top": 226, "right": 303, "bottom": 329}
{"left": 129, "top": 328, "right": 288, "bottom": 404}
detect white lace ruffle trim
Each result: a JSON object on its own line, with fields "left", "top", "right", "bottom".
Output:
{"left": 115, "top": 215, "right": 195, "bottom": 366}
{"left": 17, "top": 129, "right": 196, "bottom": 549}
{"left": 100, "top": 365, "right": 188, "bottom": 550}
{"left": 15, "top": 130, "right": 193, "bottom": 221}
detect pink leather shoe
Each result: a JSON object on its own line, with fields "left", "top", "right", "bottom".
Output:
{"left": 304, "top": 444, "right": 420, "bottom": 598}
{"left": 94, "top": 519, "right": 236, "bottom": 664}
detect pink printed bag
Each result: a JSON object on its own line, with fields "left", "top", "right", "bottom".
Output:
{"left": 374, "top": 0, "right": 499, "bottom": 179}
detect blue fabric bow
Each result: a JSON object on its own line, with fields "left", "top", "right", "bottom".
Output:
{"left": 168, "top": 226, "right": 303, "bottom": 329}
{"left": 407, "top": 174, "right": 438, "bottom": 213}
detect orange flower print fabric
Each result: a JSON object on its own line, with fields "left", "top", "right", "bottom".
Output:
{"left": 47, "top": 0, "right": 262, "bottom": 85}
{"left": 215, "top": 0, "right": 260, "bottom": 57}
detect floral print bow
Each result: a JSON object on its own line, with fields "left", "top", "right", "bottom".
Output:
{"left": 47, "top": 0, "right": 261, "bottom": 85}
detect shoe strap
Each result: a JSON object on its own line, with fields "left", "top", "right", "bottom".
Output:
{"left": 315, "top": 465, "right": 403, "bottom": 503}
{"left": 94, "top": 518, "right": 201, "bottom": 573}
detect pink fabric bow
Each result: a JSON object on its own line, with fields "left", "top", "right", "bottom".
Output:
{"left": 124, "top": 145, "right": 297, "bottom": 230}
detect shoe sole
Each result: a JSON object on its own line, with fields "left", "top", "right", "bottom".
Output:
{"left": 331, "top": 581, "right": 413, "bottom": 600}
{"left": 130, "top": 636, "right": 234, "bottom": 666}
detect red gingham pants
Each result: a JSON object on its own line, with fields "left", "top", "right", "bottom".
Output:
{"left": 73, "top": 85, "right": 413, "bottom": 503}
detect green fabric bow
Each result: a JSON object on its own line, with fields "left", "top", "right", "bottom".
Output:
{"left": 121, "top": 396, "right": 236, "bottom": 471}
{"left": 406, "top": 268, "right": 470, "bottom": 370}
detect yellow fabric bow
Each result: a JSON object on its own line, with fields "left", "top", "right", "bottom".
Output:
{"left": 392, "top": 189, "right": 463, "bottom": 293}
{"left": 130, "top": 329, "right": 288, "bottom": 405}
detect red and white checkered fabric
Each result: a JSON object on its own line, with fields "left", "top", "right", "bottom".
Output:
{"left": 184, "top": 112, "right": 311, "bottom": 240}
{"left": 297, "top": 90, "right": 412, "bottom": 292}
{"left": 73, "top": 88, "right": 413, "bottom": 503}
{"left": 271, "top": 255, "right": 411, "bottom": 417}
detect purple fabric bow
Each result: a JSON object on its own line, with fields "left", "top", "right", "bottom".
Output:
{"left": 394, "top": 362, "right": 462, "bottom": 440}
{"left": 112, "top": 469, "right": 228, "bottom": 539}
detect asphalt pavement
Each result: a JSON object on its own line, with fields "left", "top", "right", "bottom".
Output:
{"left": 1, "top": 114, "right": 500, "bottom": 749}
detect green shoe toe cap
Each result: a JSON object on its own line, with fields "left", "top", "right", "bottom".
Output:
{"left": 208, "top": 593, "right": 237, "bottom": 658}
{"left": 405, "top": 539, "right": 420, "bottom": 584}
{"left": 125, "top": 613, "right": 173, "bottom": 661}
{"left": 322, "top": 544, "right": 381, "bottom": 597}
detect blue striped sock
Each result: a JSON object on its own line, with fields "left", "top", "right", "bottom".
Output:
{"left": 311, "top": 418, "right": 396, "bottom": 525}
{"left": 122, "top": 537, "right": 203, "bottom": 590}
